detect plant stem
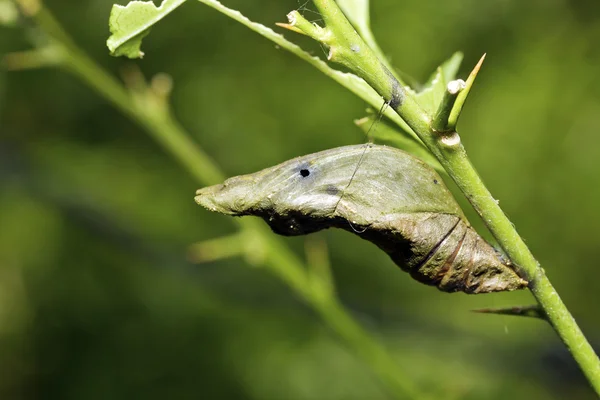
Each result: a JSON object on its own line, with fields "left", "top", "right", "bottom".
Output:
{"left": 33, "top": 7, "right": 225, "bottom": 185}
{"left": 263, "top": 224, "right": 426, "bottom": 399}
{"left": 11, "top": 3, "right": 425, "bottom": 398}
{"left": 439, "top": 139, "right": 600, "bottom": 393}
{"left": 308, "top": 0, "right": 600, "bottom": 393}
{"left": 432, "top": 80, "right": 465, "bottom": 133}
{"left": 197, "top": 0, "right": 419, "bottom": 142}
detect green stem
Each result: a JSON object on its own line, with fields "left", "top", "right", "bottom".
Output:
{"left": 34, "top": 8, "right": 224, "bottom": 185}
{"left": 264, "top": 224, "right": 427, "bottom": 399}
{"left": 439, "top": 141, "right": 600, "bottom": 393}
{"left": 14, "top": 3, "right": 424, "bottom": 398}
{"left": 432, "top": 80, "right": 465, "bottom": 133}
{"left": 309, "top": 0, "right": 600, "bottom": 393}
{"left": 197, "top": 0, "right": 419, "bottom": 142}
{"left": 308, "top": 0, "right": 430, "bottom": 137}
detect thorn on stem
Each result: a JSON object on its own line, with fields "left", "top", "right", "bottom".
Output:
{"left": 282, "top": 10, "right": 327, "bottom": 42}
{"left": 471, "top": 53, "right": 487, "bottom": 79}
{"left": 472, "top": 304, "right": 546, "bottom": 320}
{"left": 275, "top": 22, "right": 306, "bottom": 35}
{"left": 447, "top": 53, "right": 486, "bottom": 129}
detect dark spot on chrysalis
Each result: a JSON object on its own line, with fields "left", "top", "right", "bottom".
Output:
{"left": 433, "top": 179, "right": 439, "bottom": 185}
{"left": 300, "top": 169, "right": 310, "bottom": 178}
{"left": 325, "top": 185, "right": 339, "bottom": 195}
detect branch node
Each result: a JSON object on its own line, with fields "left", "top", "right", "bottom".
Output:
{"left": 447, "top": 79, "right": 466, "bottom": 95}
{"left": 432, "top": 79, "right": 465, "bottom": 132}
{"left": 284, "top": 10, "right": 328, "bottom": 42}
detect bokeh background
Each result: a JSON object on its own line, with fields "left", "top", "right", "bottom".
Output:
{"left": 1, "top": 0, "right": 599, "bottom": 398}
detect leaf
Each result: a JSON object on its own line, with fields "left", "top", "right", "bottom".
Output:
{"left": 410, "top": 51, "right": 463, "bottom": 115}
{"left": 424, "top": 51, "right": 464, "bottom": 88}
{"left": 336, "top": 0, "right": 410, "bottom": 86}
{"left": 106, "top": 0, "right": 187, "bottom": 58}
{"left": 337, "top": 0, "right": 370, "bottom": 35}
{"left": 355, "top": 114, "right": 442, "bottom": 173}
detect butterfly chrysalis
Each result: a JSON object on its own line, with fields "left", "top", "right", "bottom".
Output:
{"left": 194, "top": 144, "right": 527, "bottom": 294}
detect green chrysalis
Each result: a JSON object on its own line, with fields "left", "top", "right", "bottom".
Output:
{"left": 195, "top": 144, "right": 527, "bottom": 294}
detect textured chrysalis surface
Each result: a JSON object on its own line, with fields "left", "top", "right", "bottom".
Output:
{"left": 195, "top": 144, "right": 528, "bottom": 294}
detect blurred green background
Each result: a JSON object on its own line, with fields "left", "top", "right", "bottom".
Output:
{"left": 1, "top": 0, "right": 599, "bottom": 398}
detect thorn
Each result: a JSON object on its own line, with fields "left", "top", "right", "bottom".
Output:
{"left": 447, "top": 53, "right": 486, "bottom": 129}
{"left": 471, "top": 53, "right": 486, "bottom": 80}
{"left": 283, "top": 10, "right": 326, "bottom": 42}
{"left": 275, "top": 22, "right": 306, "bottom": 35}
{"left": 354, "top": 116, "right": 370, "bottom": 127}
{"left": 472, "top": 304, "right": 546, "bottom": 320}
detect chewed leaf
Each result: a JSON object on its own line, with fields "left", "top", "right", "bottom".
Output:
{"left": 410, "top": 52, "right": 463, "bottom": 115}
{"left": 107, "top": 0, "right": 186, "bottom": 58}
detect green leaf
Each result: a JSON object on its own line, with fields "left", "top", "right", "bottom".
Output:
{"left": 336, "top": 0, "right": 410, "bottom": 86}
{"left": 411, "top": 51, "right": 463, "bottom": 115}
{"left": 337, "top": 0, "right": 370, "bottom": 35}
{"left": 107, "top": 0, "right": 187, "bottom": 59}
{"left": 355, "top": 114, "right": 443, "bottom": 174}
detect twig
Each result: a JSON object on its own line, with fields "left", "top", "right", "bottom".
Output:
{"left": 283, "top": 0, "right": 600, "bottom": 393}
{"left": 7, "top": 2, "right": 425, "bottom": 398}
